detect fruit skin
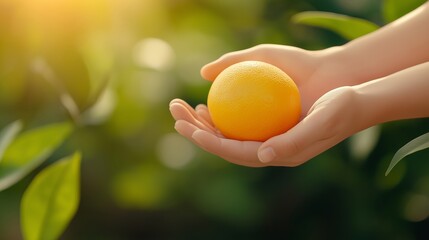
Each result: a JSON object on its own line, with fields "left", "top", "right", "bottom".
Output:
{"left": 207, "top": 61, "right": 301, "bottom": 141}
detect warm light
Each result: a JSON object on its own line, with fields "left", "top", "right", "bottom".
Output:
{"left": 404, "top": 194, "right": 429, "bottom": 222}
{"left": 133, "top": 38, "right": 175, "bottom": 71}
{"left": 349, "top": 126, "right": 380, "bottom": 161}
{"left": 82, "top": 88, "right": 117, "bottom": 125}
{"left": 132, "top": 72, "right": 175, "bottom": 104}
{"left": 157, "top": 133, "right": 195, "bottom": 169}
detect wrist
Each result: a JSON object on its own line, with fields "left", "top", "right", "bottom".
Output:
{"left": 309, "top": 46, "right": 362, "bottom": 89}
{"left": 351, "top": 80, "right": 387, "bottom": 128}
{"left": 352, "top": 62, "right": 429, "bottom": 125}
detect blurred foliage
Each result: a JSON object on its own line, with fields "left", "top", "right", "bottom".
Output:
{"left": 292, "top": 11, "right": 379, "bottom": 40}
{"left": 0, "top": 120, "right": 75, "bottom": 240}
{"left": 21, "top": 152, "right": 80, "bottom": 240}
{"left": 0, "top": 122, "right": 72, "bottom": 191}
{"left": 383, "top": 0, "right": 427, "bottom": 23}
{"left": 0, "top": 0, "right": 428, "bottom": 239}
{"left": 290, "top": 0, "right": 429, "bottom": 179}
{"left": 387, "top": 133, "right": 429, "bottom": 176}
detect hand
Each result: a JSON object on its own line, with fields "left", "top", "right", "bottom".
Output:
{"left": 170, "top": 86, "right": 365, "bottom": 167}
{"left": 170, "top": 44, "right": 360, "bottom": 167}
{"left": 200, "top": 44, "right": 348, "bottom": 113}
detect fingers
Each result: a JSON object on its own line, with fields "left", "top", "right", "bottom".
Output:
{"left": 192, "top": 130, "right": 265, "bottom": 167}
{"left": 175, "top": 120, "right": 265, "bottom": 167}
{"left": 195, "top": 104, "right": 214, "bottom": 126}
{"left": 200, "top": 44, "right": 307, "bottom": 82}
{"left": 257, "top": 88, "right": 355, "bottom": 166}
{"left": 174, "top": 120, "right": 200, "bottom": 146}
{"left": 201, "top": 47, "right": 263, "bottom": 81}
{"left": 170, "top": 97, "right": 321, "bottom": 167}
{"left": 169, "top": 99, "right": 218, "bottom": 134}
{"left": 258, "top": 112, "right": 335, "bottom": 166}
{"left": 170, "top": 99, "right": 265, "bottom": 167}
{"left": 200, "top": 51, "right": 245, "bottom": 81}
{"left": 171, "top": 98, "right": 339, "bottom": 168}
{"left": 284, "top": 137, "right": 339, "bottom": 166}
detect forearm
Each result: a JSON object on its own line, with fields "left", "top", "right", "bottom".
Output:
{"left": 354, "top": 61, "right": 429, "bottom": 126}
{"left": 325, "top": 2, "right": 429, "bottom": 85}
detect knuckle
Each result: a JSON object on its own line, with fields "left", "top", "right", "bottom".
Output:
{"left": 281, "top": 137, "right": 301, "bottom": 157}
{"left": 251, "top": 44, "right": 271, "bottom": 56}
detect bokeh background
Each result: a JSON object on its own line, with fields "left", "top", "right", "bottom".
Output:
{"left": 1, "top": 0, "right": 429, "bottom": 239}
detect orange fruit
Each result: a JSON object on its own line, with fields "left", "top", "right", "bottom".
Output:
{"left": 207, "top": 61, "right": 301, "bottom": 141}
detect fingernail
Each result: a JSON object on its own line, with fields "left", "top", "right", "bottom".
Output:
{"left": 191, "top": 130, "right": 200, "bottom": 139}
{"left": 258, "top": 147, "right": 276, "bottom": 163}
{"left": 169, "top": 103, "right": 175, "bottom": 110}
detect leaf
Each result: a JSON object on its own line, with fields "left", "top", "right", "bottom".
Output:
{"left": 386, "top": 132, "right": 429, "bottom": 176}
{"left": 383, "top": 0, "right": 426, "bottom": 23}
{"left": 292, "top": 11, "right": 379, "bottom": 40}
{"left": 81, "top": 87, "right": 116, "bottom": 125}
{"left": 0, "top": 120, "right": 23, "bottom": 163}
{"left": 32, "top": 59, "right": 81, "bottom": 124}
{"left": 79, "top": 34, "right": 114, "bottom": 112}
{"left": 0, "top": 122, "right": 73, "bottom": 191}
{"left": 349, "top": 125, "right": 381, "bottom": 162}
{"left": 21, "top": 152, "right": 81, "bottom": 240}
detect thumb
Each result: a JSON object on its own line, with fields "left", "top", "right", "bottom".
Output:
{"left": 200, "top": 46, "right": 268, "bottom": 81}
{"left": 257, "top": 116, "right": 322, "bottom": 165}
{"left": 200, "top": 53, "right": 248, "bottom": 81}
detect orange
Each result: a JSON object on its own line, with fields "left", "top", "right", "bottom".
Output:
{"left": 207, "top": 61, "right": 301, "bottom": 141}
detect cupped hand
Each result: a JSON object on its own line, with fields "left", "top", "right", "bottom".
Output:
{"left": 170, "top": 98, "right": 264, "bottom": 167}
{"left": 170, "top": 44, "right": 362, "bottom": 167}
{"left": 200, "top": 44, "right": 346, "bottom": 114}
{"left": 170, "top": 86, "right": 364, "bottom": 167}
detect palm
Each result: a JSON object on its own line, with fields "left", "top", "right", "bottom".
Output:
{"left": 170, "top": 45, "right": 345, "bottom": 167}
{"left": 200, "top": 45, "right": 342, "bottom": 115}
{"left": 170, "top": 99, "right": 264, "bottom": 167}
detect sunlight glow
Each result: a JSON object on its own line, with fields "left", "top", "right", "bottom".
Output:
{"left": 133, "top": 38, "right": 175, "bottom": 71}
{"left": 349, "top": 125, "right": 380, "bottom": 161}
{"left": 135, "top": 72, "right": 176, "bottom": 104}
{"left": 404, "top": 194, "right": 429, "bottom": 222}
{"left": 157, "top": 133, "right": 195, "bottom": 169}
{"left": 82, "top": 88, "right": 116, "bottom": 125}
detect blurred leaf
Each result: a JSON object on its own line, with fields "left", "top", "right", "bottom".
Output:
{"left": 43, "top": 46, "right": 91, "bottom": 110}
{"left": 292, "top": 11, "right": 379, "bottom": 40}
{"left": 32, "top": 59, "right": 82, "bottom": 125}
{"left": 82, "top": 74, "right": 111, "bottom": 113}
{"left": 383, "top": 0, "right": 426, "bottom": 23}
{"left": 349, "top": 126, "right": 381, "bottom": 162}
{"left": 195, "top": 174, "right": 263, "bottom": 225}
{"left": 377, "top": 155, "right": 406, "bottom": 190}
{"left": 21, "top": 152, "right": 81, "bottom": 240}
{"left": 386, "top": 132, "right": 429, "bottom": 176}
{"left": 79, "top": 34, "right": 114, "bottom": 112}
{"left": 0, "top": 121, "right": 23, "bottom": 164}
{"left": 81, "top": 87, "right": 116, "bottom": 125}
{"left": 111, "top": 164, "right": 171, "bottom": 209}
{"left": 0, "top": 122, "right": 73, "bottom": 191}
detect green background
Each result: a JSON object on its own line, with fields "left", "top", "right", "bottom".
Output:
{"left": 0, "top": 0, "right": 429, "bottom": 239}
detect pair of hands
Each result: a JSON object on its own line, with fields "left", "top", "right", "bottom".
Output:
{"left": 169, "top": 44, "right": 367, "bottom": 167}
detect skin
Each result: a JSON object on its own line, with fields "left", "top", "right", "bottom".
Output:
{"left": 169, "top": 2, "right": 429, "bottom": 167}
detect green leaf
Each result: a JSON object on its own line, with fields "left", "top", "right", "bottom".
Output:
{"left": 32, "top": 59, "right": 82, "bottom": 125}
{"left": 292, "top": 11, "right": 379, "bottom": 40}
{"left": 386, "top": 132, "right": 429, "bottom": 176}
{"left": 383, "top": 0, "right": 426, "bottom": 23}
{"left": 0, "top": 122, "right": 73, "bottom": 191}
{"left": 21, "top": 152, "right": 81, "bottom": 240}
{"left": 0, "top": 120, "right": 23, "bottom": 163}
{"left": 81, "top": 87, "right": 116, "bottom": 126}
